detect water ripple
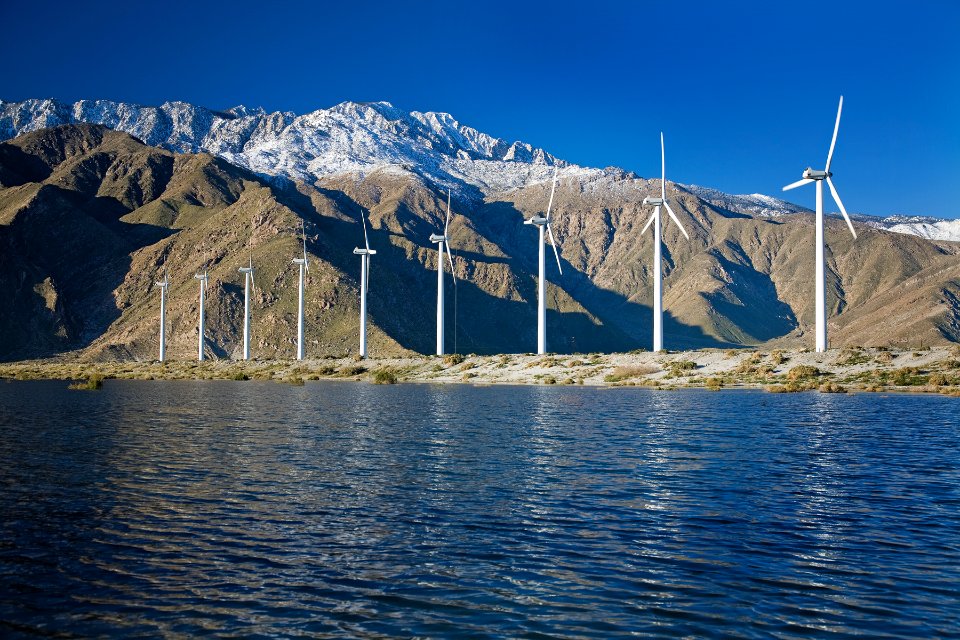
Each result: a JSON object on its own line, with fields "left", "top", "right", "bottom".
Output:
{"left": 1, "top": 381, "right": 958, "bottom": 637}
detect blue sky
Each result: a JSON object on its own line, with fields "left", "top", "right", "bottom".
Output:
{"left": 3, "top": 0, "right": 958, "bottom": 217}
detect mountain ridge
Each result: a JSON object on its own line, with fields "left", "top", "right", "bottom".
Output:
{"left": 5, "top": 97, "right": 953, "bottom": 241}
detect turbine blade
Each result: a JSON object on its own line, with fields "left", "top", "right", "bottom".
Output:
{"left": 642, "top": 209, "right": 658, "bottom": 235}
{"left": 825, "top": 95, "right": 843, "bottom": 173}
{"left": 664, "top": 201, "right": 690, "bottom": 240}
{"left": 547, "top": 223, "right": 563, "bottom": 275}
{"left": 545, "top": 165, "right": 558, "bottom": 222}
{"left": 302, "top": 221, "right": 309, "bottom": 273}
{"left": 826, "top": 176, "right": 857, "bottom": 239}
{"left": 660, "top": 131, "right": 666, "bottom": 200}
{"left": 444, "top": 190, "right": 451, "bottom": 235}
{"left": 445, "top": 241, "right": 456, "bottom": 284}
{"left": 361, "top": 209, "right": 370, "bottom": 251}
{"left": 783, "top": 178, "right": 813, "bottom": 191}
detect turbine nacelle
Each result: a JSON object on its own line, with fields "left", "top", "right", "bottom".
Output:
{"left": 643, "top": 196, "right": 665, "bottom": 206}
{"left": 353, "top": 248, "right": 377, "bottom": 255}
{"left": 524, "top": 215, "right": 548, "bottom": 227}
{"left": 291, "top": 258, "right": 307, "bottom": 266}
{"left": 802, "top": 168, "right": 832, "bottom": 180}
{"left": 429, "top": 233, "right": 448, "bottom": 244}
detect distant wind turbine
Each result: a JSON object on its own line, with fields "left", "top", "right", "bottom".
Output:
{"left": 155, "top": 268, "right": 169, "bottom": 362}
{"left": 238, "top": 257, "right": 255, "bottom": 360}
{"left": 353, "top": 209, "right": 376, "bottom": 358}
{"left": 194, "top": 270, "right": 209, "bottom": 361}
{"left": 641, "top": 132, "right": 690, "bottom": 352}
{"left": 782, "top": 96, "right": 857, "bottom": 353}
{"left": 291, "top": 220, "right": 308, "bottom": 361}
{"left": 430, "top": 190, "right": 457, "bottom": 356}
{"left": 523, "top": 166, "right": 563, "bottom": 355}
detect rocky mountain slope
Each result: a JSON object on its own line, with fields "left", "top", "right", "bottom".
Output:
{"left": 3, "top": 97, "right": 957, "bottom": 239}
{"left": 1, "top": 122, "right": 958, "bottom": 362}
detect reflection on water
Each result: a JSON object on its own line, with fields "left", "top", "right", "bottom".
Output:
{"left": 1, "top": 381, "right": 959, "bottom": 637}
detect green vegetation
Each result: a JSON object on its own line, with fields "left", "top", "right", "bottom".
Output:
{"left": 444, "top": 353, "right": 465, "bottom": 366}
{"left": 373, "top": 368, "right": 398, "bottom": 384}
{"left": 68, "top": 374, "right": 104, "bottom": 390}
{"left": 604, "top": 365, "right": 658, "bottom": 383}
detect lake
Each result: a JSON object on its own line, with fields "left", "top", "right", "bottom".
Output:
{"left": 1, "top": 380, "right": 958, "bottom": 637}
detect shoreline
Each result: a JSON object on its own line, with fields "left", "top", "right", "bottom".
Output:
{"left": 2, "top": 346, "right": 959, "bottom": 396}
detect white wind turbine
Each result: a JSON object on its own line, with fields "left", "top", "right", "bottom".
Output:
{"left": 353, "top": 209, "right": 376, "bottom": 358}
{"left": 291, "top": 220, "right": 308, "bottom": 361}
{"left": 155, "top": 268, "right": 169, "bottom": 362}
{"left": 641, "top": 132, "right": 690, "bottom": 352}
{"left": 782, "top": 96, "right": 857, "bottom": 353}
{"left": 430, "top": 190, "right": 457, "bottom": 356}
{"left": 523, "top": 165, "right": 563, "bottom": 355}
{"left": 238, "top": 257, "right": 255, "bottom": 360}
{"left": 194, "top": 269, "right": 209, "bottom": 361}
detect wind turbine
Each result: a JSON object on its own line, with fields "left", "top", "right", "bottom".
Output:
{"left": 782, "top": 96, "right": 857, "bottom": 353}
{"left": 353, "top": 209, "right": 376, "bottom": 358}
{"left": 194, "top": 270, "right": 208, "bottom": 361}
{"left": 641, "top": 132, "right": 690, "bottom": 352}
{"left": 523, "top": 165, "right": 563, "bottom": 355}
{"left": 155, "top": 268, "right": 169, "bottom": 362}
{"left": 291, "top": 220, "right": 308, "bottom": 361}
{"left": 238, "top": 257, "right": 255, "bottom": 360}
{"left": 430, "top": 190, "right": 457, "bottom": 356}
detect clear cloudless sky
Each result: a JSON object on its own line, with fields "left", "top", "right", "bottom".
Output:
{"left": 2, "top": 0, "right": 958, "bottom": 217}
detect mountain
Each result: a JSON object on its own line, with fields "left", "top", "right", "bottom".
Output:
{"left": 3, "top": 97, "right": 957, "bottom": 240}
{"left": 0, "top": 119, "right": 958, "bottom": 362}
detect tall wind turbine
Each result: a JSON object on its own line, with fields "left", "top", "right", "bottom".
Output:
{"left": 782, "top": 96, "right": 857, "bottom": 353}
{"left": 291, "top": 220, "right": 308, "bottom": 361}
{"left": 155, "top": 268, "right": 169, "bottom": 362}
{"left": 194, "top": 270, "right": 208, "bottom": 361}
{"left": 238, "top": 257, "right": 255, "bottom": 360}
{"left": 523, "top": 166, "right": 563, "bottom": 355}
{"left": 353, "top": 209, "right": 376, "bottom": 358}
{"left": 430, "top": 190, "right": 457, "bottom": 356}
{"left": 641, "top": 132, "right": 690, "bottom": 352}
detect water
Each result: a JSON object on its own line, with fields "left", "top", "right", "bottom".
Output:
{"left": 0, "top": 381, "right": 958, "bottom": 638}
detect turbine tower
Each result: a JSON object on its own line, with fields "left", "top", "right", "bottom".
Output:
{"left": 155, "top": 268, "right": 169, "bottom": 362}
{"left": 430, "top": 190, "right": 457, "bottom": 356}
{"left": 353, "top": 209, "right": 376, "bottom": 358}
{"left": 523, "top": 166, "right": 563, "bottom": 355}
{"left": 641, "top": 132, "right": 690, "bottom": 352}
{"left": 194, "top": 270, "right": 208, "bottom": 361}
{"left": 782, "top": 96, "right": 857, "bottom": 353}
{"left": 238, "top": 257, "right": 255, "bottom": 360}
{"left": 291, "top": 221, "right": 308, "bottom": 361}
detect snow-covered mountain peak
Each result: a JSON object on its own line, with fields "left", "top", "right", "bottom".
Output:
{"left": 0, "top": 97, "right": 956, "bottom": 241}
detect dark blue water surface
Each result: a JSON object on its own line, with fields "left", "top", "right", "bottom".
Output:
{"left": 1, "top": 381, "right": 958, "bottom": 638}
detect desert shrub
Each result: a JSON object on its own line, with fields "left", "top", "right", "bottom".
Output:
{"left": 543, "top": 376, "right": 557, "bottom": 385}
{"left": 68, "top": 374, "right": 103, "bottom": 390}
{"left": 444, "top": 353, "right": 465, "bottom": 366}
{"left": 317, "top": 365, "right": 337, "bottom": 376}
{"left": 889, "top": 367, "right": 923, "bottom": 386}
{"left": 339, "top": 365, "right": 367, "bottom": 377}
{"left": 875, "top": 351, "right": 894, "bottom": 364}
{"left": 927, "top": 373, "right": 949, "bottom": 387}
{"left": 567, "top": 359, "right": 584, "bottom": 368}
{"left": 604, "top": 365, "right": 659, "bottom": 383}
{"left": 671, "top": 360, "right": 697, "bottom": 372}
{"left": 461, "top": 372, "right": 477, "bottom": 381}
{"left": 373, "top": 368, "right": 398, "bottom": 384}
{"left": 231, "top": 372, "right": 249, "bottom": 381}
{"left": 787, "top": 365, "right": 821, "bottom": 381}
{"left": 725, "top": 349, "right": 738, "bottom": 358}
{"left": 705, "top": 377, "right": 723, "bottom": 391}
{"left": 819, "top": 382, "right": 847, "bottom": 393}
{"left": 770, "top": 350, "right": 788, "bottom": 366}
{"left": 459, "top": 361, "right": 477, "bottom": 372}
